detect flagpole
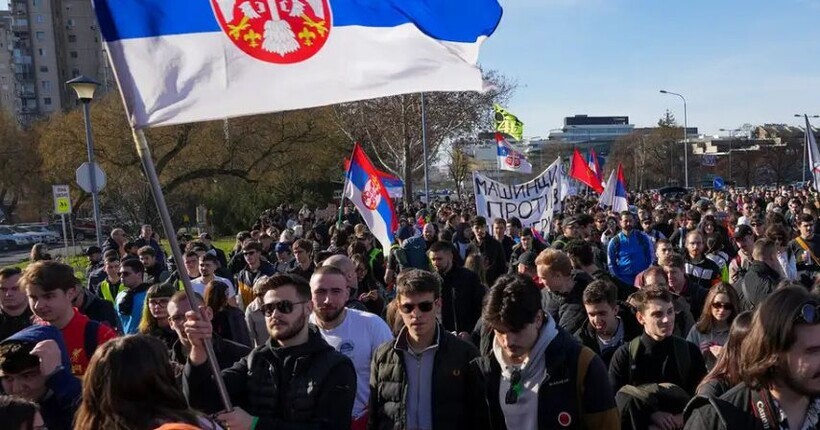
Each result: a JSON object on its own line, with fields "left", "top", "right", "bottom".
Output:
{"left": 132, "top": 129, "right": 233, "bottom": 412}
{"left": 421, "top": 93, "right": 430, "bottom": 204}
{"left": 338, "top": 143, "right": 358, "bottom": 226}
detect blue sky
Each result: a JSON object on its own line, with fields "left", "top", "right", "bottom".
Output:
{"left": 480, "top": 0, "right": 820, "bottom": 137}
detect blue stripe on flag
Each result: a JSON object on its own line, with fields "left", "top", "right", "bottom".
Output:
{"left": 95, "top": 0, "right": 502, "bottom": 43}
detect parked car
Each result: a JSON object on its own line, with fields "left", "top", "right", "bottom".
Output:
{"left": 19, "top": 225, "right": 60, "bottom": 244}
{"left": 0, "top": 226, "right": 32, "bottom": 248}
{"left": 10, "top": 226, "right": 51, "bottom": 245}
{"left": 0, "top": 239, "right": 14, "bottom": 252}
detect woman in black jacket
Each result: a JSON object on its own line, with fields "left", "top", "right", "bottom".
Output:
{"left": 205, "top": 280, "right": 252, "bottom": 347}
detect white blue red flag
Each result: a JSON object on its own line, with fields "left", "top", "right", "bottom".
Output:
{"left": 588, "top": 149, "right": 603, "bottom": 184}
{"left": 344, "top": 157, "right": 404, "bottom": 198}
{"left": 344, "top": 144, "right": 398, "bottom": 251}
{"left": 599, "top": 163, "right": 628, "bottom": 213}
{"left": 805, "top": 115, "right": 820, "bottom": 191}
{"left": 93, "top": 0, "right": 503, "bottom": 128}
{"left": 496, "top": 133, "right": 533, "bottom": 174}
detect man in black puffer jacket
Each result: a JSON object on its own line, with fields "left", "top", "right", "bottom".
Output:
{"left": 536, "top": 249, "right": 591, "bottom": 335}
{"left": 369, "top": 269, "right": 488, "bottom": 430}
{"left": 183, "top": 273, "right": 356, "bottom": 430}
{"left": 736, "top": 238, "right": 782, "bottom": 311}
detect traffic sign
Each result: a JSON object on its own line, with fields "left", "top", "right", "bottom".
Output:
{"left": 76, "top": 162, "right": 106, "bottom": 193}
{"left": 52, "top": 185, "right": 72, "bottom": 215}
{"left": 713, "top": 176, "right": 725, "bottom": 190}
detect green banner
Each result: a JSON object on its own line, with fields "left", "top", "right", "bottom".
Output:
{"left": 493, "top": 104, "right": 524, "bottom": 141}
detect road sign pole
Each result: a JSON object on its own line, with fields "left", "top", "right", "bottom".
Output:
{"left": 61, "top": 214, "right": 69, "bottom": 261}
{"left": 80, "top": 102, "right": 103, "bottom": 248}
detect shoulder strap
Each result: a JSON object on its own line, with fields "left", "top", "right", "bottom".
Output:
{"left": 628, "top": 336, "right": 641, "bottom": 383}
{"left": 575, "top": 346, "right": 596, "bottom": 414}
{"left": 84, "top": 319, "right": 100, "bottom": 359}
{"left": 672, "top": 337, "right": 691, "bottom": 386}
{"left": 795, "top": 237, "right": 820, "bottom": 266}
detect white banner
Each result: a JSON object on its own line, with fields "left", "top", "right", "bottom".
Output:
{"left": 473, "top": 158, "right": 565, "bottom": 233}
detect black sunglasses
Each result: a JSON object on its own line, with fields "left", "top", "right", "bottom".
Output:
{"left": 399, "top": 301, "right": 435, "bottom": 314}
{"left": 505, "top": 368, "right": 523, "bottom": 404}
{"left": 262, "top": 300, "right": 308, "bottom": 316}
{"left": 711, "top": 302, "right": 734, "bottom": 311}
{"left": 795, "top": 302, "right": 820, "bottom": 324}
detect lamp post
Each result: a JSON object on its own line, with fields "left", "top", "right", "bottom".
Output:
{"left": 794, "top": 114, "right": 820, "bottom": 183}
{"left": 719, "top": 128, "right": 741, "bottom": 183}
{"left": 66, "top": 75, "right": 103, "bottom": 247}
{"left": 660, "top": 90, "right": 689, "bottom": 188}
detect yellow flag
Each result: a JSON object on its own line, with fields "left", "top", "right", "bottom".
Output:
{"left": 493, "top": 104, "right": 524, "bottom": 141}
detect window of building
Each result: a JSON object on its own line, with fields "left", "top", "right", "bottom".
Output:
{"left": 32, "top": 0, "right": 40, "bottom": 6}
{"left": 35, "top": 15, "right": 44, "bottom": 23}
{"left": 41, "top": 81, "right": 50, "bottom": 92}
{"left": 39, "top": 66, "right": 48, "bottom": 72}
{"left": 68, "top": 34, "right": 76, "bottom": 43}
{"left": 35, "top": 31, "right": 45, "bottom": 41}
{"left": 69, "top": 51, "right": 78, "bottom": 59}
{"left": 66, "top": 19, "right": 75, "bottom": 27}
{"left": 71, "top": 69, "right": 80, "bottom": 78}
{"left": 43, "top": 97, "right": 51, "bottom": 105}
{"left": 37, "top": 48, "right": 44, "bottom": 56}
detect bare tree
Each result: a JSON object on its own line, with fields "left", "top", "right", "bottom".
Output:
{"left": 446, "top": 138, "right": 477, "bottom": 201}
{"left": 332, "top": 70, "right": 515, "bottom": 204}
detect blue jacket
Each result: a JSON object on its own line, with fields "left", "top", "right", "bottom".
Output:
{"left": 116, "top": 290, "right": 147, "bottom": 335}
{"left": 607, "top": 230, "right": 653, "bottom": 286}
{"left": 1, "top": 325, "right": 82, "bottom": 430}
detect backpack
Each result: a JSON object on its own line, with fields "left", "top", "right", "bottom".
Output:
{"left": 628, "top": 336, "right": 691, "bottom": 386}
{"left": 612, "top": 231, "right": 653, "bottom": 264}
{"left": 396, "top": 235, "right": 429, "bottom": 270}
{"left": 84, "top": 319, "right": 100, "bottom": 359}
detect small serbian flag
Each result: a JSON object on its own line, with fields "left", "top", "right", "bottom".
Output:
{"left": 344, "top": 158, "right": 404, "bottom": 198}
{"left": 496, "top": 133, "right": 533, "bottom": 174}
{"left": 344, "top": 144, "right": 398, "bottom": 250}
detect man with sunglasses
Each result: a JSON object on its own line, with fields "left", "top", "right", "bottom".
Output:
{"left": 235, "top": 241, "right": 275, "bottom": 310}
{"left": 369, "top": 269, "right": 487, "bottom": 430}
{"left": 183, "top": 273, "right": 356, "bottom": 430}
{"left": 308, "top": 266, "right": 392, "bottom": 430}
{"left": 685, "top": 287, "right": 820, "bottom": 429}
{"left": 472, "top": 274, "right": 618, "bottom": 429}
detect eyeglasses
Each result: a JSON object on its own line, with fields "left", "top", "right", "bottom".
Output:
{"left": 262, "top": 300, "right": 308, "bottom": 316}
{"left": 148, "top": 298, "right": 170, "bottom": 306}
{"left": 711, "top": 301, "right": 734, "bottom": 311}
{"left": 399, "top": 301, "right": 435, "bottom": 314}
{"left": 505, "top": 368, "right": 522, "bottom": 404}
{"left": 794, "top": 302, "right": 820, "bottom": 324}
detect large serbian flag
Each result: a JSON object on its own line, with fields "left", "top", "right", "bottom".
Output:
{"left": 93, "top": 0, "right": 503, "bottom": 128}
{"left": 344, "top": 157, "right": 404, "bottom": 198}
{"left": 344, "top": 143, "right": 398, "bottom": 250}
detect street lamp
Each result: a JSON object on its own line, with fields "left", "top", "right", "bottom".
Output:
{"left": 66, "top": 75, "right": 103, "bottom": 247}
{"left": 660, "top": 90, "right": 689, "bottom": 188}
{"left": 719, "top": 128, "right": 741, "bottom": 183}
{"left": 794, "top": 114, "right": 820, "bottom": 183}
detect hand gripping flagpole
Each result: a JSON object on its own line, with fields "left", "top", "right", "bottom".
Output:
{"left": 132, "top": 129, "right": 233, "bottom": 412}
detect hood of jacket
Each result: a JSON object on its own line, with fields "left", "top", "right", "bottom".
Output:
{"left": 2, "top": 324, "right": 71, "bottom": 370}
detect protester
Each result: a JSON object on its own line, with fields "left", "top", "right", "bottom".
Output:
{"left": 235, "top": 241, "right": 276, "bottom": 310}
{"left": 471, "top": 216, "right": 507, "bottom": 286}
{"left": 137, "top": 284, "right": 178, "bottom": 351}
{"left": 577, "top": 280, "right": 642, "bottom": 366}
{"left": 95, "top": 256, "right": 123, "bottom": 303}
{"left": 138, "top": 246, "right": 170, "bottom": 284}
{"left": 0, "top": 267, "right": 32, "bottom": 341}
{"left": 685, "top": 287, "right": 820, "bottom": 429}
{"left": 20, "top": 261, "right": 117, "bottom": 376}
{"left": 0, "top": 395, "right": 46, "bottom": 430}
{"left": 308, "top": 266, "right": 393, "bottom": 429}
{"left": 737, "top": 238, "right": 782, "bottom": 311}
{"left": 74, "top": 335, "right": 221, "bottom": 430}
{"left": 115, "top": 259, "right": 151, "bottom": 335}
{"left": 428, "top": 241, "right": 486, "bottom": 335}
{"left": 369, "top": 269, "right": 486, "bottom": 430}
{"left": 694, "top": 310, "right": 753, "bottom": 398}
{"left": 0, "top": 325, "right": 81, "bottom": 430}
{"left": 192, "top": 254, "right": 237, "bottom": 306}
{"left": 535, "top": 249, "right": 590, "bottom": 335}
{"left": 204, "top": 280, "right": 252, "bottom": 347}
{"left": 182, "top": 273, "right": 356, "bottom": 429}
{"left": 607, "top": 211, "right": 654, "bottom": 286}
{"left": 473, "top": 274, "right": 619, "bottom": 429}
{"left": 686, "top": 282, "right": 740, "bottom": 370}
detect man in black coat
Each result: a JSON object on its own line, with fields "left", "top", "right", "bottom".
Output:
{"left": 736, "top": 238, "right": 782, "bottom": 311}
{"left": 182, "top": 273, "right": 356, "bottom": 430}
{"left": 535, "top": 249, "right": 591, "bottom": 335}
{"left": 428, "top": 241, "right": 486, "bottom": 335}
{"left": 470, "top": 216, "right": 507, "bottom": 287}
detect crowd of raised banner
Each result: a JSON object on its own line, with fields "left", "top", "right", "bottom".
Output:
{"left": 0, "top": 183, "right": 817, "bottom": 430}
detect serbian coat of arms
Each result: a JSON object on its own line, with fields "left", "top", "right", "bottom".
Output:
{"left": 211, "top": 0, "right": 331, "bottom": 63}
{"left": 361, "top": 177, "right": 382, "bottom": 211}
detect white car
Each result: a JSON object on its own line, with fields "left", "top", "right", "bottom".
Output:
{"left": 20, "top": 225, "right": 60, "bottom": 244}
{"left": 9, "top": 226, "right": 45, "bottom": 244}
{"left": 0, "top": 226, "right": 32, "bottom": 248}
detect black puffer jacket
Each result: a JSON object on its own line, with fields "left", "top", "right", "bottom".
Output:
{"left": 368, "top": 326, "right": 489, "bottom": 430}
{"left": 440, "top": 266, "right": 487, "bottom": 333}
{"left": 736, "top": 261, "right": 781, "bottom": 311}
{"left": 184, "top": 327, "right": 356, "bottom": 430}
{"left": 541, "top": 270, "right": 591, "bottom": 335}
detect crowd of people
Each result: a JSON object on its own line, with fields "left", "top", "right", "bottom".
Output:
{"left": 0, "top": 185, "right": 819, "bottom": 430}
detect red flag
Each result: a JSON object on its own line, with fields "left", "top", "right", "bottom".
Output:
{"left": 569, "top": 148, "right": 604, "bottom": 193}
